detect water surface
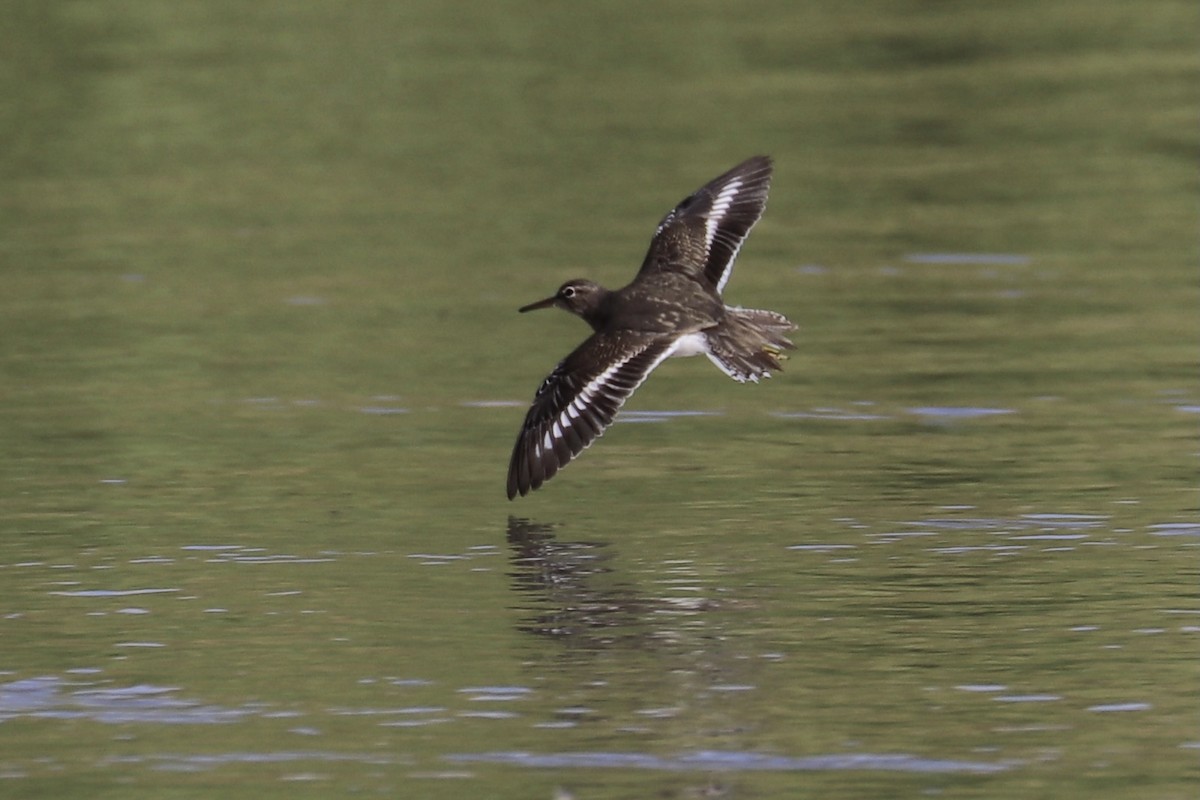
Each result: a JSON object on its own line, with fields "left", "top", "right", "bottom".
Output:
{"left": 1, "top": 2, "right": 1195, "bottom": 798}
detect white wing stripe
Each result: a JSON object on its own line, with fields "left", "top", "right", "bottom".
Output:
{"left": 546, "top": 343, "right": 677, "bottom": 456}
{"left": 716, "top": 237, "right": 747, "bottom": 294}
{"left": 704, "top": 178, "right": 743, "bottom": 250}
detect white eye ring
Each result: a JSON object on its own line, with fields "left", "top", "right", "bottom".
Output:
{"left": 561, "top": 286, "right": 575, "bottom": 298}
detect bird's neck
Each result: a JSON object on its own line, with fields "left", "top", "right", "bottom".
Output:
{"left": 576, "top": 288, "right": 614, "bottom": 332}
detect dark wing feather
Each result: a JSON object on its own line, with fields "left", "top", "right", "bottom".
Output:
{"left": 636, "top": 155, "right": 773, "bottom": 293}
{"left": 507, "top": 331, "right": 675, "bottom": 499}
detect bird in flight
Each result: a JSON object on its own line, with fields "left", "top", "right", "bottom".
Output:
{"left": 507, "top": 156, "right": 795, "bottom": 499}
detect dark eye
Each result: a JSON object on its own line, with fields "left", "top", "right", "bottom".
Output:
{"left": 561, "top": 286, "right": 576, "bottom": 298}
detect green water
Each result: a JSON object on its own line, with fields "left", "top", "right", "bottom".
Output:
{"left": 1, "top": 2, "right": 1195, "bottom": 798}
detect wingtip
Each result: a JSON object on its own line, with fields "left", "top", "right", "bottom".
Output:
{"left": 722, "top": 155, "right": 773, "bottom": 179}
{"left": 506, "top": 458, "right": 523, "bottom": 500}
{"left": 506, "top": 460, "right": 527, "bottom": 500}
{"left": 743, "top": 154, "right": 773, "bottom": 171}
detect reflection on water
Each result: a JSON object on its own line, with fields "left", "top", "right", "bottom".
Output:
{"left": 0, "top": 676, "right": 256, "bottom": 725}
{"left": 1149, "top": 522, "right": 1200, "bottom": 537}
{"left": 771, "top": 405, "right": 1021, "bottom": 422}
{"left": 497, "top": 517, "right": 1015, "bottom": 776}
{"left": 507, "top": 517, "right": 653, "bottom": 644}
{"left": 447, "top": 749, "right": 1009, "bottom": 774}
{"left": 903, "top": 252, "right": 1032, "bottom": 266}
{"left": 906, "top": 406, "right": 1014, "bottom": 420}
{"left": 616, "top": 410, "right": 725, "bottom": 424}
{"left": 101, "top": 751, "right": 397, "bottom": 772}
{"left": 2, "top": 0, "right": 1194, "bottom": 793}
{"left": 0, "top": 509, "right": 1191, "bottom": 790}
{"left": 771, "top": 406, "right": 889, "bottom": 421}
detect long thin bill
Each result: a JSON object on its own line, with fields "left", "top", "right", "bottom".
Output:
{"left": 518, "top": 295, "right": 558, "bottom": 313}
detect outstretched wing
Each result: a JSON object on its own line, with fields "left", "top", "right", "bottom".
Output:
{"left": 507, "top": 331, "right": 676, "bottom": 499}
{"left": 636, "top": 155, "right": 773, "bottom": 294}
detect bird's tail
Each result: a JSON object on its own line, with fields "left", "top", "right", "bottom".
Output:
{"left": 705, "top": 307, "right": 797, "bottom": 383}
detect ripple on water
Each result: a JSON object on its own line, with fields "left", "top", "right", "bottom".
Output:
{"left": 616, "top": 410, "right": 723, "bottom": 424}
{"left": 407, "top": 548, "right": 502, "bottom": 568}
{"left": 907, "top": 514, "right": 1107, "bottom": 532}
{"left": 1148, "top": 522, "right": 1200, "bottom": 537}
{"left": 459, "top": 400, "right": 523, "bottom": 408}
{"left": 786, "top": 544, "right": 857, "bottom": 553}
{"left": 181, "top": 545, "right": 338, "bottom": 564}
{"left": 1009, "top": 534, "right": 1089, "bottom": 541}
{"left": 903, "top": 252, "right": 1031, "bottom": 265}
{"left": 331, "top": 705, "right": 444, "bottom": 716}
{"left": 101, "top": 751, "right": 398, "bottom": 771}
{"left": 445, "top": 749, "right": 1008, "bottom": 774}
{"left": 907, "top": 407, "right": 1015, "bottom": 420}
{"left": 772, "top": 408, "right": 890, "bottom": 421}
{"left": 357, "top": 406, "right": 409, "bottom": 415}
{"left": 0, "top": 676, "right": 256, "bottom": 724}
{"left": 50, "top": 588, "right": 179, "bottom": 597}
{"left": 458, "top": 686, "right": 532, "bottom": 702}
{"left": 1087, "top": 702, "right": 1152, "bottom": 713}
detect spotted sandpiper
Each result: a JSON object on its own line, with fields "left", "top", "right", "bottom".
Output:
{"left": 507, "top": 156, "right": 796, "bottom": 499}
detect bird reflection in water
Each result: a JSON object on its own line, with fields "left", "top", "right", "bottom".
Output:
{"left": 506, "top": 516, "right": 655, "bottom": 646}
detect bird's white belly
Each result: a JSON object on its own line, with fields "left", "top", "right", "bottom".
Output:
{"left": 667, "top": 332, "right": 710, "bottom": 358}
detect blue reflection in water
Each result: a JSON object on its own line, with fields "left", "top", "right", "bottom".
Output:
{"left": 903, "top": 253, "right": 1031, "bottom": 265}
{"left": 446, "top": 749, "right": 1009, "bottom": 774}
{"left": 0, "top": 677, "right": 254, "bottom": 724}
{"left": 907, "top": 407, "right": 1014, "bottom": 419}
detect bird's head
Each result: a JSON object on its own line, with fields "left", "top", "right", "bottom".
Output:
{"left": 518, "top": 279, "right": 607, "bottom": 319}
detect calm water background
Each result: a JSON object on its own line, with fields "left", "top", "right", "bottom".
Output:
{"left": 1, "top": 2, "right": 1196, "bottom": 798}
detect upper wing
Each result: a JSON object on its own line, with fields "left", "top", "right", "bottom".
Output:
{"left": 636, "top": 155, "right": 773, "bottom": 294}
{"left": 507, "top": 331, "right": 675, "bottom": 499}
